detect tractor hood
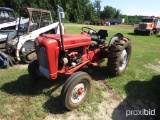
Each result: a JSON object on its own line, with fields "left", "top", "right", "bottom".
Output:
{"left": 36, "top": 33, "right": 91, "bottom": 49}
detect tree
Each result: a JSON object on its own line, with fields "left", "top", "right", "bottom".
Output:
{"left": 114, "top": 9, "right": 121, "bottom": 18}
{"left": 84, "top": 2, "right": 94, "bottom": 21}
{"left": 93, "top": 0, "right": 101, "bottom": 19}
{"left": 101, "top": 6, "right": 116, "bottom": 19}
{"left": 123, "top": 15, "right": 129, "bottom": 23}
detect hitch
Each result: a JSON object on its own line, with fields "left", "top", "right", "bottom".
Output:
{"left": 0, "top": 51, "right": 10, "bottom": 68}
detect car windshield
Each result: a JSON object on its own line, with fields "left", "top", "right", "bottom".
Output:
{"left": 141, "top": 19, "right": 153, "bottom": 22}
{"left": 0, "top": 9, "right": 16, "bottom": 23}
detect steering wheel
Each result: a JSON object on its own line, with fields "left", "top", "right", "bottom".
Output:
{"left": 82, "top": 27, "right": 97, "bottom": 35}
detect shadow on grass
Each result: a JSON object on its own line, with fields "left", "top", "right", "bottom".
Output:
{"left": 82, "top": 64, "right": 111, "bottom": 81}
{"left": 0, "top": 74, "right": 70, "bottom": 114}
{"left": 156, "top": 35, "right": 160, "bottom": 37}
{"left": 1, "top": 74, "right": 64, "bottom": 96}
{"left": 0, "top": 65, "right": 111, "bottom": 114}
{"left": 112, "top": 75, "right": 160, "bottom": 120}
{"left": 127, "top": 33, "right": 150, "bottom": 36}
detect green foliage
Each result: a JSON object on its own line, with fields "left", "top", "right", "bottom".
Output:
{"left": 100, "top": 5, "right": 122, "bottom": 20}
{"left": 123, "top": 15, "right": 129, "bottom": 23}
{"left": 93, "top": 0, "right": 101, "bottom": 19}
{"left": 0, "top": 0, "right": 151, "bottom": 23}
{"left": 128, "top": 15, "right": 143, "bottom": 24}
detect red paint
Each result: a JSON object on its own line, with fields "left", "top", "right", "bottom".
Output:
{"left": 36, "top": 33, "right": 108, "bottom": 80}
{"left": 77, "top": 88, "right": 83, "bottom": 95}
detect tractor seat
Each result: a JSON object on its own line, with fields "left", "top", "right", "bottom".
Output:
{"left": 90, "top": 29, "right": 108, "bottom": 47}
{"left": 91, "top": 29, "right": 108, "bottom": 41}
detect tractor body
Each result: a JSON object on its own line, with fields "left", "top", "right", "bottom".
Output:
{"left": 35, "top": 31, "right": 108, "bottom": 80}
{"left": 28, "top": 6, "right": 131, "bottom": 110}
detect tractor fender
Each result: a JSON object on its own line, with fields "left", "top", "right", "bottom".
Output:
{"left": 20, "top": 40, "right": 35, "bottom": 52}
{"left": 16, "top": 34, "right": 37, "bottom": 61}
{"left": 20, "top": 40, "right": 36, "bottom": 63}
{"left": 108, "top": 33, "right": 124, "bottom": 49}
{"left": 16, "top": 39, "right": 34, "bottom": 61}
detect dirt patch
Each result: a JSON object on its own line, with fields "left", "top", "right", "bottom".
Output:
{"left": 108, "top": 24, "right": 134, "bottom": 29}
{"left": 145, "top": 63, "right": 160, "bottom": 73}
{"left": 12, "top": 63, "right": 158, "bottom": 119}
{"left": 44, "top": 81, "right": 147, "bottom": 120}
{"left": 15, "top": 64, "right": 28, "bottom": 69}
{"left": 44, "top": 87, "right": 118, "bottom": 120}
{"left": 4, "top": 104, "right": 15, "bottom": 114}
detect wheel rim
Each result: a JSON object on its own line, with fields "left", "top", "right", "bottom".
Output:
{"left": 119, "top": 49, "right": 128, "bottom": 71}
{"left": 71, "top": 82, "right": 87, "bottom": 103}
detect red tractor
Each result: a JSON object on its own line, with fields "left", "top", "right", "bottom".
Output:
{"left": 28, "top": 6, "right": 131, "bottom": 110}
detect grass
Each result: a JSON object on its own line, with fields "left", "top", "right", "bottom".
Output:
{"left": 0, "top": 23, "right": 160, "bottom": 119}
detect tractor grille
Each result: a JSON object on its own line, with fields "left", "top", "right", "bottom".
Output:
{"left": 37, "top": 46, "right": 48, "bottom": 69}
{"left": 139, "top": 24, "right": 147, "bottom": 30}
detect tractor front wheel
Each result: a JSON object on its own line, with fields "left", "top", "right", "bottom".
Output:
{"left": 107, "top": 37, "right": 131, "bottom": 76}
{"left": 28, "top": 59, "right": 41, "bottom": 80}
{"left": 61, "top": 71, "right": 92, "bottom": 110}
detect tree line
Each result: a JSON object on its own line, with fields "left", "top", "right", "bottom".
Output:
{"left": 0, "top": 0, "right": 143, "bottom": 23}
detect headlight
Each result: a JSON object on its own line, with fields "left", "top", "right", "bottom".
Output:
{"left": 35, "top": 38, "right": 39, "bottom": 46}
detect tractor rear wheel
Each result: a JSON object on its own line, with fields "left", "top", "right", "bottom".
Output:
{"left": 107, "top": 37, "right": 131, "bottom": 76}
{"left": 61, "top": 71, "right": 92, "bottom": 110}
{"left": 28, "top": 59, "right": 41, "bottom": 80}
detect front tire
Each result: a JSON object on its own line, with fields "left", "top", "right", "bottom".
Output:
{"left": 107, "top": 37, "right": 131, "bottom": 76}
{"left": 28, "top": 59, "right": 41, "bottom": 80}
{"left": 61, "top": 71, "right": 92, "bottom": 110}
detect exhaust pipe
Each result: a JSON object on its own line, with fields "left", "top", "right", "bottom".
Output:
{"left": 57, "top": 5, "right": 65, "bottom": 51}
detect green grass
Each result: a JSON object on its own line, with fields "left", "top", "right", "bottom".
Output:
{"left": 0, "top": 23, "right": 160, "bottom": 119}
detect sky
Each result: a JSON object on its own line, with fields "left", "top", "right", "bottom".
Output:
{"left": 90, "top": 0, "right": 160, "bottom": 17}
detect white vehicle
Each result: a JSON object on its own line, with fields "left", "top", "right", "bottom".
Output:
{"left": 0, "top": 7, "right": 64, "bottom": 66}
{"left": 0, "top": 7, "right": 17, "bottom": 43}
{"left": 0, "top": 7, "right": 17, "bottom": 29}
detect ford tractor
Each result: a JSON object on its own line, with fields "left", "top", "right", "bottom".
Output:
{"left": 28, "top": 6, "right": 132, "bottom": 110}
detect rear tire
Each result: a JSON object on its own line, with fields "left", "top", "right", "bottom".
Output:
{"left": 28, "top": 59, "right": 41, "bottom": 80}
{"left": 107, "top": 37, "right": 131, "bottom": 76}
{"left": 61, "top": 71, "right": 92, "bottom": 110}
